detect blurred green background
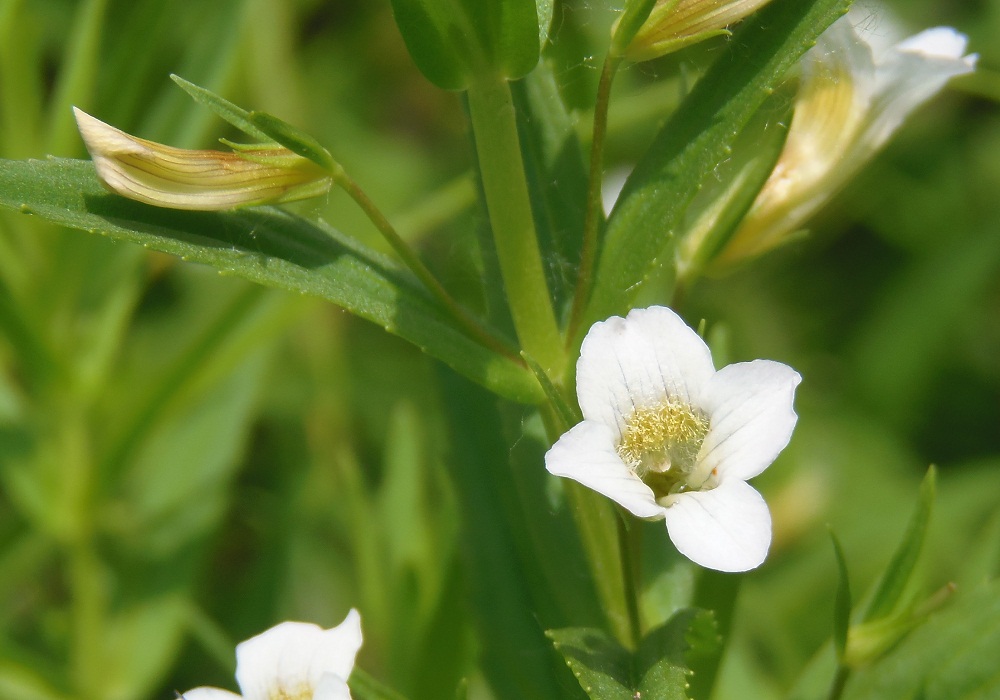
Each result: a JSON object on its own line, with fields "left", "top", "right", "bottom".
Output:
{"left": 0, "top": 1, "right": 997, "bottom": 699}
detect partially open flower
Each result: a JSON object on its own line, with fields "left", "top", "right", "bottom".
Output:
{"left": 618, "top": 0, "right": 774, "bottom": 62}
{"left": 73, "top": 108, "right": 331, "bottom": 211}
{"left": 545, "top": 306, "right": 800, "bottom": 572}
{"left": 179, "top": 610, "right": 362, "bottom": 700}
{"left": 714, "top": 17, "right": 977, "bottom": 268}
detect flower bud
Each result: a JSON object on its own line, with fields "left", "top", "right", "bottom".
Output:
{"left": 73, "top": 108, "right": 331, "bottom": 211}
{"left": 617, "top": 0, "right": 774, "bottom": 62}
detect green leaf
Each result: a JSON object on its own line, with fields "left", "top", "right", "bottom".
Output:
{"left": 0, "top": 158, "right": 542, "bottom": 404}
{"left": 830, "top": 531, "right": 853, "bottom": 659}
{"left": 846, "top": 579, "right": 1000, "bottom": 700}
{"left": 864, "top": 467, "right": 936, "bottom": 623}
{"left": 248, "top": 110, "right": 338, "bottom": 171}
{"left": 548, "top": 611, "right": 702, "bottom": 700}
{"left": 169, "top": 73, "right": 271, "bottom": 142}
{"left": 636, "top": 610, "right": 702, "bottom": 700}
{"left": 581, "top": 0, "right": 850, "bottom": 338}
{"left": 547, "top": 627, "right": 634, "bottom": 700}
{"left": 388, "top": 0, "right": 540, "bottom": 90}
{"left": 349, "top": 668, "right": 411, "bottom": 700}
{"left": 511, "top": 61, "right": 589, "bottom": 320}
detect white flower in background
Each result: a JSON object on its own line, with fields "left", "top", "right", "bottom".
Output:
{"left": 179, "top": 610, "right": 362, "bottom": 700}
{"left": 73, "top": 108, "right": 331, "bottom": 211}
{"left": 545, "top": 306, "right": 800, "bottom": 572}
{"left": 715, "top": 15, "right": 977, "bottom": 267}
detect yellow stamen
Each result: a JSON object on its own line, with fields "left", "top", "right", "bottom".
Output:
{"left": 617, "top": 398, "right": 710, "bottom": 495}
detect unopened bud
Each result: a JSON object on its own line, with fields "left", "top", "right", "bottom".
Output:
{"left": 74, "top": 108, "right": 331, "bottom": 211}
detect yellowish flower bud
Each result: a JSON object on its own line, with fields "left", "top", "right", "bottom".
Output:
{"left": 714, "top": 18, "right": 976, "bottom": 268}
{"left": 619, "top": 0, "right": 773, "bottom": 62}
{"left": 73, "top": 107, "right": 331, "bottom": 211}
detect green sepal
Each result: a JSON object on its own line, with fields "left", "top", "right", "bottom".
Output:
{"left": 248, "top": 110, "right": 339, "bottom": 172}
{"left": 169, "top": 74, "right": 270, "bottom": 142}
{"left": 611, "top": 0, "right": 663, "bottom": 57}
{"left": 388, "top": 0, "right": 540, "bottom": 90}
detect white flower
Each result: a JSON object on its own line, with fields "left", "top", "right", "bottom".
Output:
{"left": 545, "top": 306, "right": 800, "bottom": 572}
{"left": 179, "top": 610, "right": 362, "bottom": 700}
{"left": 714, "top": 15, "right": 977, "bottom": 267}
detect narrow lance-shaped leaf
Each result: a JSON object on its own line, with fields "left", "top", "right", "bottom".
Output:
{"left": 0, "top": 158, "right": 542, "bottom": 404}
{"left": 863, "top": 466, "right": 937, "bottom": 622}
{"left": 830, "top": 530, "right": 852, "bottom": 659}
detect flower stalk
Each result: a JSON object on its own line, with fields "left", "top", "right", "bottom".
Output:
{"left": 467, "top": 76, "right": 565, "bottom": 377}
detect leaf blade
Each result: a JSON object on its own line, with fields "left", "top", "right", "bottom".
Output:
{"left": 0, "top": 157, "right": 541, "bottom": 403}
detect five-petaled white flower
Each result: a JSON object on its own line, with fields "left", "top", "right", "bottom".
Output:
{"left": 546, "top": 306, "right": 800, "bottom": 572}
{"left": 179, "top": 609, "right": 362, "bottom": 700}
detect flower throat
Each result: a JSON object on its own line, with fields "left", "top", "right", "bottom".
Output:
{"left": 617, "top": 398, "right": 710, "bottom": 494}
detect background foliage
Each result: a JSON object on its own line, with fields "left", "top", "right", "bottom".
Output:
{"left": 0, "top": 1, "right": 997, "bottom": 699}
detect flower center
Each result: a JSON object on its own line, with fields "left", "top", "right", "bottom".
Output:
{"left": 616, "top": 398, "right": 711, "bottom": 497}
{"left": 269, "top": 685, "right": 313, "bottom": 700}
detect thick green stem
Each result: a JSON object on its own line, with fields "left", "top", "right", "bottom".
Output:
{"left": 466, "top": 77, "right": 565, "bottom": 377}
{"left": 567, "top": 53, "right": 622, "bottom": 343}
{"left": 334, "top": 168, "right": 522, "bottom": 365}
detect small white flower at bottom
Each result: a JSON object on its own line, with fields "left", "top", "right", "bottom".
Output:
{"left": 545, "top": 306, "right": 801, "bottom": 572}
{"left": 178, "top": 609, "right": 362, "bottom": 700}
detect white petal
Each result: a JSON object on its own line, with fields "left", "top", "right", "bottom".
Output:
{"left": 663, "top": 479, "right": 771, "bottom": 572}
{"left": 576, "top": 306, "right": 715, "bottom": 440}
{"left": 235, "top": 610, "right": 362, "bottom": 700}
{"left": 696, "top": 359, "right": 800, "bottom": 482}
{"left": 177, "top": 689, "right": 243, "bottom": 700}
{"left": 315, "top": 674, "right": 354, "bottom": 700}
{"left": 545, "top": 421, "right": 665, "bottom": 519}
{"left": 865, "top": 26, "right": 976, "bottom": 152}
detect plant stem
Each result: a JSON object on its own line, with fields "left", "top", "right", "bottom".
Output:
{"left": 825, "top": 665, "right": 851, "bottom": 700}
{"left": 466, "top": 76, "right": 565, "bottom": 377}
{"left": 564, "top": 481, "right": 634, "bottom": 646}
{"left": 618, "top": 515, "right": 644, "bottom": 650}
{"left": 333, "top": 168, "right": 522, "bottom": 365}
{"left": 567, "top": 53, "right": 622, "bottom": 343}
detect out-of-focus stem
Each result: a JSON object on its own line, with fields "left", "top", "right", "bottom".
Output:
{"left": 567, "top": 53, "right": 623, "bottom": 344}
{"left": 334, "top": 168, "right": 522, "bottom": 365}
{"left": 466, "top": 76, "right": 565, "bottom": 377}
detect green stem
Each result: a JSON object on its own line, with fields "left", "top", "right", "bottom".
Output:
{"left": 567, "top": 53, "right": 622, "bottom": 343}
{"left": 333, "top": 168, "right": 522, "bottom": 365}
{"left": 618, "top": 515, "right": 644, "bottom": 650}
{"left": 466, "top": 76, "right": 565, "bottom": 376}
{"left": 825, "top": 665, "right": 850, "bottom": 700}
{"left": 70, "top": 543, "right": 105, "bottom": 700}
{"left": 564, "top": 481, "right": 634, "bottom": 646}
